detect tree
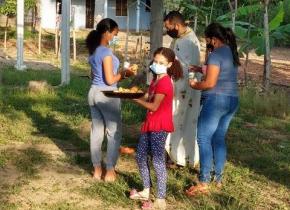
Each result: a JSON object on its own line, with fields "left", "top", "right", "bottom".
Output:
{"left": 0, "top": 0, "right": 37, "bottom": 50}
{"left": 263, "top": 0, "right": 271, "bottom": 91}
{"left": 150, "top": 0, "right": 164, "bottom": 57}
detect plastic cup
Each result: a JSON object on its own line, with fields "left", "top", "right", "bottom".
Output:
{"left": 124, "top": 61, "right": 130, "bottom": 69}
{"left": 188, "top": 72, "right": 195, "bottom": 80}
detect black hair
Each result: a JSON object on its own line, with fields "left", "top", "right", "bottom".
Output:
{"left": 85, "top": 18, "right": 118, "bottom": 55}
{"left": 205, "top": 23, "right": 240, "bottom": 66}
{"left": 163, "top": 11, "right": 186, "bottom": 26}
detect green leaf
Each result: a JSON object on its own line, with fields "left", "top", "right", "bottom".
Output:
{"left": 269, "top": 2, "right": 284, "bottom": 31}
{"left": 216, "top": 4, "right": 262, "bottom": 21}
{"left": 252, "top": 36, "right": 265, "bottom": 56}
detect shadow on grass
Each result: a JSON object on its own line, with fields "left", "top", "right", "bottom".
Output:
{"left": 1, "top": 68, "right": 92, "bottom": 174}
{"left": 227, "top": 111, "right": 290, "bottom": 189}
{"left": 211, "top": 192, "right": 251, "bottom": 210}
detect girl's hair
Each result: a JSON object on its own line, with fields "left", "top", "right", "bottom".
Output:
{"left": 204, "top": 23, "right": 240, "bottom": 66}
{"left": 86, "top": 18, "right": 118, "bottom": 55}
{"left": 153, "top": 47, "right": 183, "bottom": 81}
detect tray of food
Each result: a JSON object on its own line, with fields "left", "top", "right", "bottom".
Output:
{"left": 102, "top": 86, "right": 145, "bottom": 99}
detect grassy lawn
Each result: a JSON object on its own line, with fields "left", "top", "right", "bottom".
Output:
{"left": 0, "top": 66, "right": 289, "bottom": 210}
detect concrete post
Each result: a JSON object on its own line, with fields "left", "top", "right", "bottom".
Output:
{"left": 136, "top": 0, "right": 140, "bottom": 33}
{"left": 15, "top": 0, "right": 26, "bottom": 71}
{"left": 61, "top": 0, "right": 71, "bottom": 85}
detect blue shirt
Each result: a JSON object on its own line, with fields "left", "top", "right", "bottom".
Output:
{"left": 203, "top": 45, "right": 238, "bottom": 96}
{"left": 89, "top": 46, "right": 120, "bottom": 88}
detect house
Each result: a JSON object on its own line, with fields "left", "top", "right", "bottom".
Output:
{"left": 40, "top": 0, "right": 151, "bottom": 31}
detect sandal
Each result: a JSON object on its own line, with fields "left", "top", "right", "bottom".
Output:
{"left": 185, "top": 184, "right": 209, "bottom": 196}
{"left": 119, "top": 146, "right": 135, "bottom": 155}
{"left": 129, "top": 189, "right": 149, "bottom": 201}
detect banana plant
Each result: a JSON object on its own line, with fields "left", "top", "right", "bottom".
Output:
{"left": 218, "top": 1, "right": 290, "bottom": 56}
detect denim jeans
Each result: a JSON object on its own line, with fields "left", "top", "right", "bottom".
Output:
{"left": 197, "top": 93, "right": 239, "bottom": 183}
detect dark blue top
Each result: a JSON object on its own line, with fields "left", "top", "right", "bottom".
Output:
{"left": 203, "top": 45, "right": 238, "bottom": 96}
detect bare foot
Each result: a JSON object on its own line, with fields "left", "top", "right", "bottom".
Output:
{"left": 93, "top": 166, "right": 102, "bottom": 180}
{"left": 104, "top": 169, "right": 117, "bottom": 182}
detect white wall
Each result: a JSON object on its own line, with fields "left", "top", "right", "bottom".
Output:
{"left": 107, "top": 0, "right": 150, "bottom": 30}
{"left": 40, "top": 0, "right": 150, "bottom": 30}
{"left": 40, "top": 0, "right": 57, "bottom": 29}
{"left": 72, "top": 0, "right": 86, "bottom": 29}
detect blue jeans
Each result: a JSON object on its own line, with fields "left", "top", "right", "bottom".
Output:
{"left": 197, "top": 94, "right": 239, "bottom": 183}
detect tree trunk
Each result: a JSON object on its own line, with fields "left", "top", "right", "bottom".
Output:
{"left": 244, "top": 52, "right": 249, "bottom": 85}
{"left": 150, "top": 0, "right": 163, "bottom": 57}
{"left": 263, "top": 0, "right": 271, "bottom": 91}
{"left": 146, "top": 0, "right": 163, "bottom": 84}
{"left": 209, "top": 0, "right": 215, "bottom": 24}
{"left": 194, "top": 12, "right": 198, "bottom": 33}
{"left": 227, "top": 0, "right": 237, "bottom": 32}
{"left": 73, "top": 29, "right": 76, "bottom": 61}
{"left": 4, "top": 16, "right": 8, "bottom": 51}
{"left": 38, "top": 25, "right": 42, "bottom": 54}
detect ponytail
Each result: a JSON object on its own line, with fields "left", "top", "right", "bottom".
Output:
{"left": 167, "top": 58, "right": 183, "bottom": 81}
{"left": 85, "top": 18, "right": 118, "bottom": 55}
{"left": 225, "top": 27, "right": 240, "bottom": 66}
{"left": 205, "top": 23, "right": 241, "bottom": 66}
{"left": 86, "top": 30, "right": 101, "bottom": 55}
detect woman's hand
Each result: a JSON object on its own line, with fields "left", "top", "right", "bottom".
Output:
{"left": 188, "top": 65, "right": 202, "bottom": 73}
{"left": 120, "top": 69, "right": 136, "bottom": 79}
{"left": 189, "top": 78, "right": 198, "bottom": 88}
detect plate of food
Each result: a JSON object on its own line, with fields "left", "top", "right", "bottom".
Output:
{"left": 102, "top": 86, "right": 145, "bottom": 99}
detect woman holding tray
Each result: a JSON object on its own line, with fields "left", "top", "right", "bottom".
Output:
{"left": 86, "top": 18, "right": 134, "bottom": 182}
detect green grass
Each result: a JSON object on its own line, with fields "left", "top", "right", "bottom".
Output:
{"left": 0, "top": 66, "right": 289, "bottom": 209}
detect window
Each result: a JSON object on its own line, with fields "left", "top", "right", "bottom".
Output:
{"left": 145, "top": 0, "right": 151, "bottom": 12}
{"left": 116, "top": 0, "right": 127, "bottom": 16}
{"left": 56, "top": 0, "right": 62, "bottom": 14}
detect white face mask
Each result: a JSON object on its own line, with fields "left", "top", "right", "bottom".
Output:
{"left": 149, "top": 62, "right": 168, "bottom": 75}
{"left": 109, "top": 36, "right": 118, "bottom": 46}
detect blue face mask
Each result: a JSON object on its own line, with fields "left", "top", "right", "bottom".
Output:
{"left": 109, "top": 36, "right": 119, "bottom": 46}
{"left": 150, "top": 62, "right": 168, "bottom": 75}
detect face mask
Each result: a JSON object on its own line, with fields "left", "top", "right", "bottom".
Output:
{"left": 150, "top": 62, "right": 168, "bottom": 75}
{"left": 109, "top": 36, "right": 118, "bottom": 46}
{"left": 167, "top": 28, "right": 179, "bottom": 38}
{"left": 206, "top": 39, "right": 214, "bottom": 51}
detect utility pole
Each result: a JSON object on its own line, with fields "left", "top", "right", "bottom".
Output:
{"left": 15, "top": 0, "right": 26, "bottom": 71}
{"left": 136, "top": 0, "right": 140, "bottom": 33}
{"left": 61, "top": 0, "right": 71, "bottom": 85}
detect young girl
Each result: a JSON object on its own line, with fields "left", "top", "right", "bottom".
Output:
{"left": 129, "top": 47, "right": 183, "bottom": 209}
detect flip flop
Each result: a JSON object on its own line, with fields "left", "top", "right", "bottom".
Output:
{"left": 119, "top": 146, "right": 135, "bottom": 155}
{"left": 129, "top": 189, "right": 149, "bottom": 201}
{"left": 185, "top": 185, "right": 209, "bottom": 196}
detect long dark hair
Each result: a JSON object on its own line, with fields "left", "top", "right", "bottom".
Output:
{"left": 85, "top": 18, "right": 118, "bottom": 55}
{"left": 153, "top": 47, "right": 183, "bottom": 81}
{"left": 205, "top": 23, "right": 240, "bottom": 66}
